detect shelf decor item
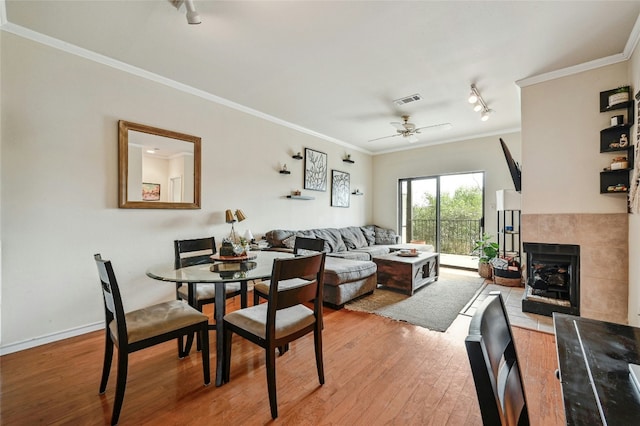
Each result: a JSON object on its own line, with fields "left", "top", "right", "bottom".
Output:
{"left": 609, "top": 86, "right": 630, "bottom": 107}
{"left": 471, "top": 233, "right": 499, "bottom": 279}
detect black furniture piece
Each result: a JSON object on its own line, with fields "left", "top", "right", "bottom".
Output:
{"left": 465, "top": 291, "right": 529, "bottom": 426}
{"left": 253, "top": 236, "right": 325, "bottom": 305}
{"left": 174, "top": 237, "right": 245, "bottom": 352}
{"left": 554, "top": 313, "right": 640, "bottom": 425}
{"left": 223, "top": 252, "right": 326, "bottom": 419}
{"left": 94, "top": 254, "right": 210, "bottom": 425}
{"left": 146, "top": 250, "right": 294, "bottom": 387}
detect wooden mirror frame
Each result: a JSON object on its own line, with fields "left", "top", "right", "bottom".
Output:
{"left": 118, "top": 120, "right": 201, "bottom": 209}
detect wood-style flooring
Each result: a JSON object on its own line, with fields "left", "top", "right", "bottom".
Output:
{"left": 0, "top": 294, "right": 565, "bottom": 425}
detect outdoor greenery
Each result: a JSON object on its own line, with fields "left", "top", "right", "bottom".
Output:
{"left": 411, "top": 185, "right": 483, "bottom": 255}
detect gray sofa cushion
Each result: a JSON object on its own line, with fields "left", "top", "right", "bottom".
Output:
{"left": 323, "top": 257, "right": 377, "bottom": 286}
{"left": 313, "top": 228, "right": 347, "bottom": 253}
{"left": 349, "top": 245, "right": 391, "bottom": 258}
{"left": 361, "top": 225, "right": 376, "bottom": 245}
{"left": 327, "top": 251, "right": 371, "bottom": 261}
{"left": 265, "top": 229, "right": 295, "bottom": 248}
{"left": 339, "top": 226, "right": 369, "bottom": 249}
{"left": 374, "top": 226, "right": 398, "bottom": 245}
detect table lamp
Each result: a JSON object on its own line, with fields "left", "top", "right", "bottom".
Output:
{"left": 225, "top": 209, "right": 246, "bottom": 243}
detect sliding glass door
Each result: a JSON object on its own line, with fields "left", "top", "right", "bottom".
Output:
{"left": 399, "top": 172, "right": 484, "bottom": 269}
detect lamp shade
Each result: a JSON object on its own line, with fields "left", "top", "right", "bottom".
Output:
{"left": 235, "top": 209, "right": 247, "bottom": 222}
{"left": 244, "top": 229, "right": 254, "bottom": 241}
{"left": 225, "top": 209, "right": 235, "bottom": 223}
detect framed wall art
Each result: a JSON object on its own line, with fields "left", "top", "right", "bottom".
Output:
{"left": 304, "top": 148, "right": 328, "bottom": 191}
{"left": 331, "top": 169, "right": 350, "bottom": 208}
{"left": 142, "top": 182, "right": 160, "bottom": 201}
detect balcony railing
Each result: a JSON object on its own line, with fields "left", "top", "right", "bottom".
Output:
{"left": 410, "top": 219, "right": 482, "bottom": 255}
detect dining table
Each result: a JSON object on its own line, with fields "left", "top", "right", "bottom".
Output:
{"left": 553, "top": 312, "right": 640, "bottom": 425}
{"left": 146, "top": 250, "right": 293, "bottom": 386}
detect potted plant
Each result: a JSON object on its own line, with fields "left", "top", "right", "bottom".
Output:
{"left": 471, "top": 233, "right": 499, "bottom": 278}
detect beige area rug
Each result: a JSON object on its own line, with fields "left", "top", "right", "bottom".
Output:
{"left": 345, "top": 269, "right": 486, "bottom": 332}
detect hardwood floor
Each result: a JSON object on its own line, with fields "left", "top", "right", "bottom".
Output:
{"left": 0, "top": 295, "right": 565, "bottom": 425}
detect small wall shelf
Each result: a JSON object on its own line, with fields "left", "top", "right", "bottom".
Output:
{"left": 279, "top": 170, "right": 291, "bottom": 174}
{"left": 292, "top": 152, "right": 303, "bottom": 160}
{"left": 286, "top": 195, "right": 314, "bottom": 200}
{"left": 343, "top": 158, "right": 355, "bottom": 164}
{"left": 351, "top": 190, "right": 364, "bottom": 196}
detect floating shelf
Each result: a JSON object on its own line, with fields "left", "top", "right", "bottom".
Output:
{"left": 351, "top": 191, "right": 364, "bottom": 196}
{"left": 292, "top": 153, "right": 303, "bottom": 160}
{"left": 286, "top": 195, "right": 314, "bottom": 200}
{"left": 279, "top": 170, "right": 291, "bottom": 174}
{"left": 343, "top": 158, "right": 355, "bottom": 164}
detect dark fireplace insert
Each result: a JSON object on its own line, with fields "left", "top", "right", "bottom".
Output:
{"left": 522, "top": 242, "right": 580, "bottom": 317}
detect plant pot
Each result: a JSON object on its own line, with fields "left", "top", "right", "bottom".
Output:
{"left": 478, "top": 262, "right": 492, "bottom": 279}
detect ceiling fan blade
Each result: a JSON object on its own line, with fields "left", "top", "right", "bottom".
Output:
{"left": 368, "top": 133, "right": 402, "bottom": 142}
{"left": 414, "top": 122, "right": 453, "bottom": 132}
{"left": 390, "top": 121, "right": 406, "bottom": 131}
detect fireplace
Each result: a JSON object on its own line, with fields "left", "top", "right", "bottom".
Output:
{"left": 522, "top": 242, "right": 580, "bottom": 316}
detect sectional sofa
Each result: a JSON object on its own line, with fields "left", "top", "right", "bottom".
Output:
{"left": 264, "top": 225, "right": 434, "bottom": 308}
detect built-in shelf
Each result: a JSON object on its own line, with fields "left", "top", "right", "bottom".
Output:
{"left": 286, "top": 195, "right": 314, "bottom": 200}
{"left": 292, "top": 153, "right": 303, "bottom": 160}
{"left": 279, "top": 170, "right": 291, "bottom": 174}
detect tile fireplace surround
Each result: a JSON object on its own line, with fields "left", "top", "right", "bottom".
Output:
{"left": 521, "top": 213, "right": 628, "bottom": 324}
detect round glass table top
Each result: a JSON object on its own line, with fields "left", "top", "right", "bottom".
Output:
{"left": 146, "top": 250, "right": 293, "bottom": 283}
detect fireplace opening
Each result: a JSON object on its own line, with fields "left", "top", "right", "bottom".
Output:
{"left": 522, "top": 243, "right": 579, "bottom": 317}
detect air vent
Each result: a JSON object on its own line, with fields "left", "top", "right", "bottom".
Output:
{"left": 393, "top": 94, "right": 422, "bottom": 106}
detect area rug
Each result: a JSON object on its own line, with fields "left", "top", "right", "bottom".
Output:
{"left": 344, "top": 269, "right": 486, "bottom": 332}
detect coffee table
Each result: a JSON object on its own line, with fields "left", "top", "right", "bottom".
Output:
{"left": 373, "top": 251, "right": 440, "bottom": 295}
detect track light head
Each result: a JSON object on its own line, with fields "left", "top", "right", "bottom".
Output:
{"left": 171, "top": 0, "right": 201, "bottom": 25}
{"left": 468, "top": 84, "right": 479, "bottom": 104}
{"left": 481, "top": 109, "right": 492, "bottom": 121}
{"left": 473, "top": 102, "right": 483, "bottom": 112}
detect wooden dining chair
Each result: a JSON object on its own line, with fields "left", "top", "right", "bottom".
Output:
{"left": 465, "top": 291, "right": 529, "bottom": 426}
{"left": 223, "top": 252, "right": 326, "bottom": 419}
{"left": 253, "top": 236, "right": 325, "bottom": 304}
{"left": 174, "top": 236, "right": 245, "bottom": 352}
{"left": 94, "top": 254, "right": 210, "bottom": 426}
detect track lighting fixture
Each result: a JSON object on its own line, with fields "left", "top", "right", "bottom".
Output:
{"left": 170, "top": 0, "right": 201, "bottom": 25}
{"left": 468, "top": 84, "right": 492, "bottom": 121}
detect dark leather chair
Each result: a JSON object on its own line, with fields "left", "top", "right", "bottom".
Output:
{"left": 465, "top": 291, "right": 529, "bottom": 426}
{"left": 94, "top": 254, "right": 210, "bottom": 425}
{"left": 253, "top": 236, "right": 325, "bottom": 305}
{"left": 223, "top": 252, "right": 326, "bottom": 419}
{"left": 174, "top": 237, "right": 246, "bottom": 352}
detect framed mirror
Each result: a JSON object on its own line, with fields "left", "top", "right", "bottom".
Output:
{"left": 118, "top": 120, "right": 201, "bottom": 209}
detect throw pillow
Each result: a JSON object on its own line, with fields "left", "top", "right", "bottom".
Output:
{"left": 282, "top": 235, "right": 297, "bottom": 249}
{"left": 374, "top": 226, "right": 398, "bottom": 245}
{"left": 361, "top": 225, "right": 376, "bottom": 245}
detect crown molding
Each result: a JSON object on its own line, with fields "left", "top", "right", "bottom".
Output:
{"left": 517, "top": 14, "right": 640, "bottom": 88}
{"left": 0, "top": 20, "right": 372, "bottom": 155}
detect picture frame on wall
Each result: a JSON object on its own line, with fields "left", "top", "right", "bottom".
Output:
{"left": 331, "top": 169, "right": 350, "bottom": 208}
{"left": 304, "top": 148, "right": 328, "bottom": 191}
{"left": 142, "top": 182, "right": 160, "bottom": 201}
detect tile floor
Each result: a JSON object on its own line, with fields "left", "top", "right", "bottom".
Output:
{"left": 461, "top": 280, "right": 555, "bottom": 334}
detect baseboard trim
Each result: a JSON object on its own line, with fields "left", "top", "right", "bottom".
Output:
{"left": 0, "top": 321, "right": 103, "bottom": 356}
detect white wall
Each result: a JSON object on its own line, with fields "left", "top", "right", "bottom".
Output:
{"left": 520, "top": 63, "right": 630, "bottom": 214}
{"left": 0, "top": 32, "right": 373, "bottom": 352}
{"left": 628, "top": 45, "right": 640, "bottom": 327}
{"left": 372, "top": 132, "right": 522, "bottom": 242}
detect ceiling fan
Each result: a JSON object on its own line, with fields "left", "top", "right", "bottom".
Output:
{"left": 369, "top": 115, "right": 452, "bottom": 143}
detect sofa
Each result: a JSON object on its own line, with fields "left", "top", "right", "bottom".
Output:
{"left": 264, "top": 225, "right": 434, "bottom": 308}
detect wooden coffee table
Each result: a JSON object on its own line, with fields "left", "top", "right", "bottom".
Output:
{"left": 373, "top": 252, "right": 440, "bottom": 295}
